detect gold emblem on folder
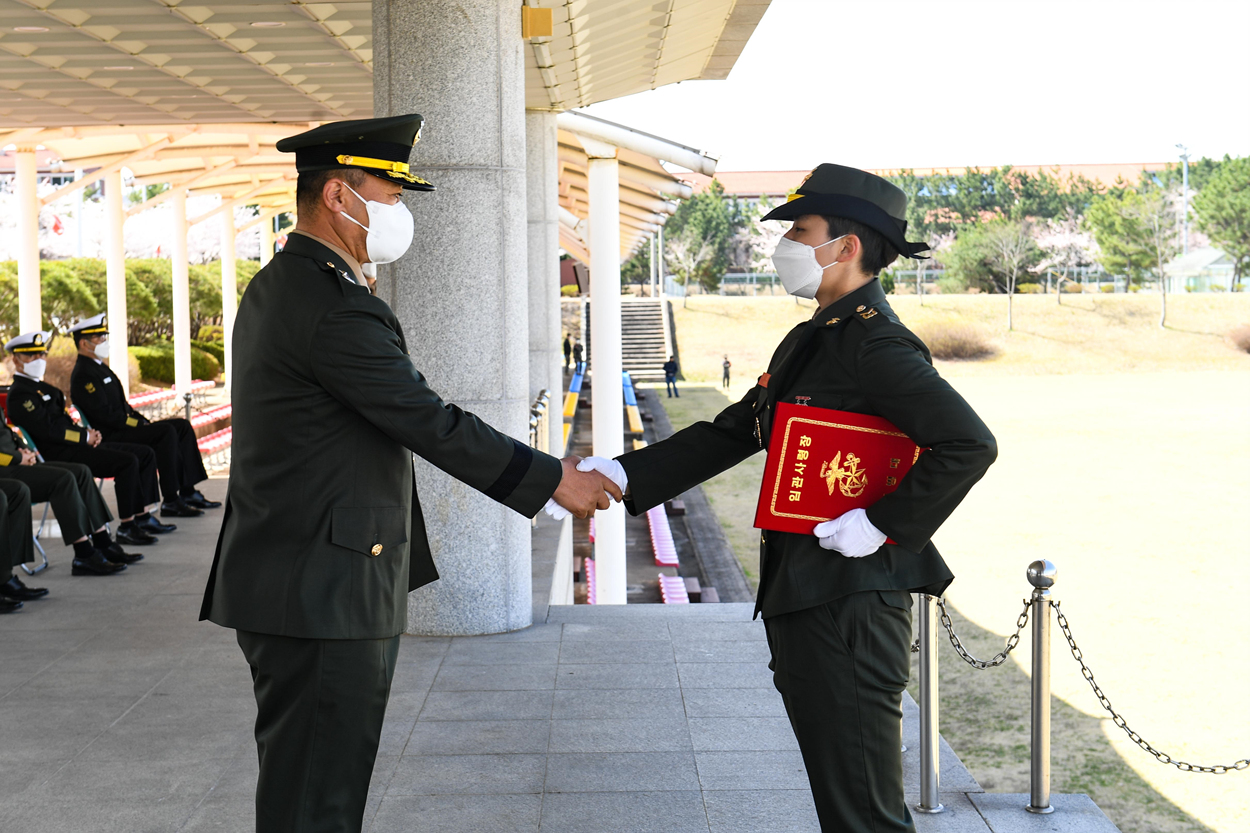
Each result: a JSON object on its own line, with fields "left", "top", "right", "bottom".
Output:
{"left": 820, "top": 451, "right": 867, "bottom": 499}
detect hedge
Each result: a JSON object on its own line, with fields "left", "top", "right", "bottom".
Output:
{"left": 191, "top": 340, "right": 225, "bottom": 365}
{"left": 129, "top": 343, "right": 220, "bottom": 384}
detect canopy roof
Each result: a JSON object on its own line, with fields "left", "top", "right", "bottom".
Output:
{"left": 0, "top": 0, "right": 769, "bottom": 127}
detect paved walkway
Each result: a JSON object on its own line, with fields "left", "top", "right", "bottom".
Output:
{"left": 0, "top": 477, "right": 1118, "bottom": 832}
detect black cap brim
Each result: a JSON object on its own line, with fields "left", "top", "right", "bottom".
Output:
{"left": 762, "top": 194, "right": 930, "bottom": 259}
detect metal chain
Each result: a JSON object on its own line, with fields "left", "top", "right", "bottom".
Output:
{"left": 938, "top": 596, "right": 1032, "bottom": 669}
{"left": 1054, "top": 602, "right": 1249, "bottom": 774}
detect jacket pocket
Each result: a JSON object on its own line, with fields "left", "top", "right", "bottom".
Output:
{"left": 876, "top": 589, "right": 913, "bottom": 610}
{"left": 330, "top": 506, "right": 408, "bottom": 556}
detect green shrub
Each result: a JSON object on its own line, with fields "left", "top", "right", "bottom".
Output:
{"left": 914, "top": 321, "right": 994, "bottom": 360}
{"left": 1016, "top": 282, "right": 1044, "bottom": 294}
{"left": 191, "top": 339, "right": 225, "bottom": 364}
{"left": 198, "top": 324, "right": 224, "bottom": 341}
{"left": 1101, "top": 284, "right": 1117, "bottom": 293}
{"left": 936, "top": 274, "right": 968, "bottom": 295}
{"left": 1061, "top": 282, "right": 1083, "bottom": 293}
{"left": 879, "top": 272, "right": 895, "bottom": 294}
{"left": 129, "top": 343, "right": 220, "bottom": 383}
{"left": 560, "top": 284, "right": 579, "bottom": 297}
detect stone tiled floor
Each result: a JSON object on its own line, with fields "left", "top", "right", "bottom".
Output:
{"left": 0, "top": 477, "right": 1117, "bottom": 832}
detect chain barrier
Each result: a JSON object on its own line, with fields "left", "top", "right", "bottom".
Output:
{"left": 1053, "top": 603, "right": 1249, "bottom": 775}
{"left": 909, "top": 597, "right": 1030, "bottom": 662}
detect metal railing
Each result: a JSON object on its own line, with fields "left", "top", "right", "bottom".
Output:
{"left": 528, "top": 389, "right": 551, "bottom": 456}
{"left": 912, "top": 558, "right": 1247, "bottom": 817}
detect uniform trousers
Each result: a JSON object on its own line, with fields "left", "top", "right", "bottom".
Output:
{"left": 40, "top": 441, "right": 159, "bottom": 519}
{"left": 236, "top": 630, "right": 401, "bottom": 833}
{"left": 0, "top": 480, "right": 34, "bottom": 571}
{"left": 0, "top": 462, "right": 112, "bottom": 543}
{"left": 764, "top": 589, "right": 915, "bottom": 833}
{"left": 104, "top": 419, "right": 207, "bottom": 503}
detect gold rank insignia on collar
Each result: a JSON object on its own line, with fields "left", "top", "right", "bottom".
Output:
{"left": 859, "top": 308, "right": 879, "bottom": 320}
{"left": 825, "top": 317, "right": 841, "bottom": 326}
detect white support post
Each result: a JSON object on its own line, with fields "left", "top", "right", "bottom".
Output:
{"left": 16, "top": 147, "right": 42, "bottom": 333}
{"left": 260, "top": 217, "right": 275, "bottom": 267}
{"left": 170, "top": 188, "right": 192, "bottom": 396}
{"left": 587, "top": 152, "right": 626, "bottom": 605}
{"left": 649, "top": 233, "right": 657, "bottom": 298}
{"left": 104, "top": 170, "right": 130, "bottom": 399}
{"left": 220, "top": 207, "right": 238, "bottom": 391}
{"left": 657, "top": 226, "right": 665, "bottom": 298}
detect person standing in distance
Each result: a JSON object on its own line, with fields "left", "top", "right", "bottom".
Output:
{"left": 572, "top": 338, "right": 584, "bottom": 374}
{"left": 722, "top": 354, "right": 731, "bottom": 389}
{"left": 663, "top": 354, "right": 679, "bottom": 398}
{"left": 575, "top": 165, "right": 997, "bottom": 832}
{"left": 198, "top": 114, "right": 620, "bottom": 833}
{"left": 563, "top": 332, "right": 572, "bottom": 372}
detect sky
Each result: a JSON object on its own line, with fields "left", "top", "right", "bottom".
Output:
{"left": 580, "top": 0, "right": 1250, "bottom": 172}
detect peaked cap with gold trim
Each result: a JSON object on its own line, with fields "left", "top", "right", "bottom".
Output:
{"left": 5, "top": 329, "right": 54, "bottom": 354}
{"left": 276, "top": 114, "right": 435, "bottom": 192}
{"left": 69, "top": 312, "right": 108, "bottom": 337}
{"left": 761, "top": 163, "right": 930, "bottom": 259}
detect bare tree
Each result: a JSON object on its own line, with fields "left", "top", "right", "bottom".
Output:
{"left": 750, "top": 219, "right": 787, "bottom": 296}
{"left": 1037, "top": 206, "right": 1096, "bottom": 305}
{"left": 1136, "top": 189, "right": 1181, "bottom": 328}
{"left": 666, "top": 225, "right": 716, "bottom": 308}
{"left": 983, "top": 219, "right": 1039, "bottom": 331}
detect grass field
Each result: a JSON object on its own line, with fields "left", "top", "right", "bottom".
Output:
{"left": 648, "top": 292, "right": 1250, "bottom": 833}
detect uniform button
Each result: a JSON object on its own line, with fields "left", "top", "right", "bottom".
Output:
{"left": 371, "top": 544, "right": 383, "bottom": 556}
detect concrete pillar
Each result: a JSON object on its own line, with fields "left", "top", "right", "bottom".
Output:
{"left": 587, "top": 153, "right": 626, "bottom": 605}
{"left": 526, "top": 110, "right": 563, "bottom": 454}
{"left": 104, "top": 170, "right": 130, "bottom": 399}
{"left": 220, "top": 207, "right": 238, "bottom": 391}
{"left": 658, "top": 226, "right": 666, "bottom": 298}
{"left": 15, "top": 147, "right": 41, "bottom": 333}
{"left": 170, "top": 188, "right": 192, "bottom": 395}
{"left": 649, "top": 233, "right": 657, "bottom": 298}
{"left": 375, "top": 0, "right": 533, "bottom": 635}
{"left": 259, "top": 218, "right": 275, "bottom": 267}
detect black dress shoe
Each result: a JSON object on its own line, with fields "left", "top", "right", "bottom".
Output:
{"left": 160, "top": 500, "right": 204, "bottom": 518}
{"left": 1, "top": 575, "right": 48, "bottom": 600}
{"left": 0, "top": 597, "right": 22, "bottom": 613}
{"left": 105, "top": 543, "right": 144, "bottom": 564}
{"left": 139, "top": 515, "right": 177, "bottom": 534}
{"left": 116, "top": 525, "right": 159, "bottom": 545}
{"left": 182, "top": 490, "right": 222, "bottom": 509}
{"left": 72, "top": 550, "right": 127, "bottom": 576}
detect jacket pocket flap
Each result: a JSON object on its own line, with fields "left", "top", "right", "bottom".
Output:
{"left": 331, "top": 506, "right": 408, "bottom": 555}
{"left": 876, "top": 589, "right": 913, "bottom": 610}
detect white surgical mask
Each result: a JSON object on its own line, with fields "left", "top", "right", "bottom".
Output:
{"left": 93, "top": 338, "right": 110, "bottom": 360}
{"left": 771, "top": 234, "right": 848, "bottom": 299}
{"left": 22, "top": 358, "right": 46, "bottom": 380}
{"left": 338, "top": 183, "right": 415, "bottom": 265}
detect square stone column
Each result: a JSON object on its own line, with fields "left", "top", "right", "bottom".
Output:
{"left": 526, "top": 110, "right": 564, "bottom": 454}
{"left": 375, "top": 0, "right": 534, "bottom": 635}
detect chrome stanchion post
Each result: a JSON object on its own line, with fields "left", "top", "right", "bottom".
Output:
{"left": 184, "top": 392, "right": 193, "bottom": 422}
{"left": 1027, "top": 559, "right": 1057, "bottom": 814}
{"left": 916, "top": 592, "right": 944, "bottom": 814}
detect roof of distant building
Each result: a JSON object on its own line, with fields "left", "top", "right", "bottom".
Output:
{"left": 681, "top": 162, "right": 1170, "bottom": 199}
{"left": 1164, "top": 246, "right": 1233, "bottom": 276}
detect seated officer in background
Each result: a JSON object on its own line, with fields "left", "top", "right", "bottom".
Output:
{"left": 0, "top": 479, "right": 40, "bottom": 612}
{"left": 0, "top": 421, "right": 140, "bottom": 576}
{"left": 5, "top": 331, "right": 168, "bottom": 544}
{"left": 69, "top": 314, "right": 219, "bottom": 516}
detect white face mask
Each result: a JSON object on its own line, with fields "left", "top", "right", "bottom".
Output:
{"left": 22, "top": 358, "right": 46, "bottom": 380}
{"left": 93, "top": 338, "right": 110, "bottom": 360}
{"left": 771, "top": 234, "right": 848, "bottom": 299}
{"left": 338, "top": 183, "right": 415, "bottom": 265}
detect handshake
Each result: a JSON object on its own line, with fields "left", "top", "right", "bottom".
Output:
{"left": 542, "top": 456, "right": 628, "bottom": 520}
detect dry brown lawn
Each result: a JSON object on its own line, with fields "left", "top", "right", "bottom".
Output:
{"left": 652, "top": 292, "right": 1250, "bottom": 833}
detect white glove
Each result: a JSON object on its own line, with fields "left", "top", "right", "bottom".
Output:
{"left": 576, "top": 456, "right": 628, "bottom": 493}
{"left": 542, "top": 457, "right": 629, "bottom": 521}
{"left": 814, "top": 508, "right": 887, "bottom": 558}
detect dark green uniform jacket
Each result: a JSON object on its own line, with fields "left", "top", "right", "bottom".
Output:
{"left": 199, "top": 234, "right": 563, "bottom": 640}
{"left": 7, "top": 375, "right": 92, "bottom": 451}
{"left": 0, "top": 425, "right": 28, "bottom": 468}
{"left": 620, "top": 279, "right": 996, "bottom": 619}
{"left": 70, "top": 356, "right": 148, "bottom": 431}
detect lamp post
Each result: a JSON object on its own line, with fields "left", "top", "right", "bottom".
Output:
{"left": 1175, "top": 144, "right": 1190, "bottom": 256}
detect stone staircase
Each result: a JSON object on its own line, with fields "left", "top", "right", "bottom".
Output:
{"left": 583, "top": 298, "right": 669, "bottom": 383}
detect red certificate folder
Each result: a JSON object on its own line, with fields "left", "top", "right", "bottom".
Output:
{"left": 754, "top": 403, "right": 922, "bottom": 536}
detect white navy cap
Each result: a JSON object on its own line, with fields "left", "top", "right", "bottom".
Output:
{"left": 4, "top": 330, "right": 54, "bottom": 354}
{"left": 69, "top": 312, "right": 108, "bottom": 336}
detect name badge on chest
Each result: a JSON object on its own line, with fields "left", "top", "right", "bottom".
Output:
{"left": 103, "top": 377, "right": 112, "bottom": 384}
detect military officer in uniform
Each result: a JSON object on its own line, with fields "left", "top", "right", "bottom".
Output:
{"left": 576, "top": 165, "right": 997, "bottom": 832}
{"left": 69, "top": 313, "right": 220, "bottom": 516}
{"left": 0, "top": 479, "right": 37, "bottom": 613}
{"left": 5, "top": 331, "right": 166, "bottom": 544}
{"left": 198, "top": 114, "right": 620, "bottom": 833}
{"left": 0, "top": 421, "right": 140, "bottom": 576}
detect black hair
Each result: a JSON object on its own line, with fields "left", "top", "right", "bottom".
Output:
{"left": 295, "top": 168, "right": 368, "bottom": 215}
{"left": 821, "top": 216, "right": 900, "bottom": 277}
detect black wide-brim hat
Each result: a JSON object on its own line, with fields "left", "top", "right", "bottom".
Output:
{"left": 761, "top": 163, "right": 930, "bottom": 259}
{"left": 277, "top": 114, "right": 435, "bottom": 192}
